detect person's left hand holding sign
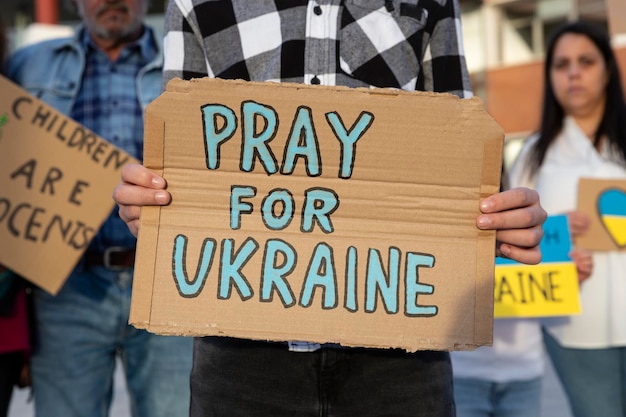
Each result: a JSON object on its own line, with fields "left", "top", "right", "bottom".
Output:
{"left": 477, "top": 187, "right": 546, "bottom": 265}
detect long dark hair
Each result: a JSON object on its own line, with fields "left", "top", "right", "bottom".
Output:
{"left": 526, "top": 20, "right": 626, "bottom": 178}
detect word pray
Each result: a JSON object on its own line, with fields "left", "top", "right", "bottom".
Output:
{"left": 201, "top": 101, "right": 374, "bottom": 179}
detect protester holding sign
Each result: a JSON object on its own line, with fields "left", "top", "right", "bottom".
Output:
{"left": 507, "top": 20, "right": 626, "bottom": 417}
{"left": 5, "top": 1, "right": 192, "bottom": 417}
{"left": 114, "top": 1, "right": 546, "bottom": 416}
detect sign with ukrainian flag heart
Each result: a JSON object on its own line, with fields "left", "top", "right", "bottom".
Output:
{"left": 599, "top": 189, "right": 626, "bottom": 246}
{"left": 576, "top": 178, "right": 626, "bottom": 251}
{"left": 494, "top": 215, "right": 581, "bottom": 318}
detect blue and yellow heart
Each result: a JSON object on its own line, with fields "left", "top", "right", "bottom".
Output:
{"left": 598, "top": 188, "right": 626, "bottom": 248}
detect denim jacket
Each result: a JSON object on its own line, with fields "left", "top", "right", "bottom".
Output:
{"left": 5, "top": 25, "right": 163, "bottom": 118}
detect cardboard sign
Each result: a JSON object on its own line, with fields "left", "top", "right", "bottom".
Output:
{"left": 0, "top": 75, "right": 138, "bottom": 294}
{"left": 494, "top": 215, "right": 580, "bottom": 318}
{"left": 131, "top": 77, "right": 504, "bottom": 351}
{"left": 576, "top": 178, "right": 626, "bottom": 251}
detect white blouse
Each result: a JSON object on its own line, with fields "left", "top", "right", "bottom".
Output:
{"left": 508, "top": 116, "right": 626, "bottom": 348}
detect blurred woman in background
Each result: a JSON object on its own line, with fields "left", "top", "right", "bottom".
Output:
{"left": 507, "top": 20, "right": 626, "bottom": 417}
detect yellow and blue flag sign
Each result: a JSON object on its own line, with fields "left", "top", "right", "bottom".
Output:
{"left": 598, "top": 189, "right": 626, "bottom": 247}
{"left": 494, "top": 214, "right": 581, "bottom": 318}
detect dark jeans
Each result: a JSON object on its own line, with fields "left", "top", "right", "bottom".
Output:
{"left": 0, "top": 352, "right": 22, "bottom": 417}
{"left": 543, "top": 329, "right": 626, "bottom": 417}
{"left": 190, "top": 337, "right": 455, "bottom": 417}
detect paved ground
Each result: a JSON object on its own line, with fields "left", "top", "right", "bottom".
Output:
{"left": 9, "top": 349, "right": 573, "bottom": 417}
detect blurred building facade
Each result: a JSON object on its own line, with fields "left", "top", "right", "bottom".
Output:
{"left": 1, "top": 0, "right": 625, "bottom": 162}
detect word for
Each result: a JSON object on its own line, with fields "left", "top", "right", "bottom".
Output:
{"left": 171, "top": 235, "right": 439, "bottom": 317}
{"left": 0, "top": 196, "right": 95, "bottom": 250}
{"left": 230, "top": 186, "right": 338, "bottom": 232}
{"left": 201, "top": 101, "right": 374, "bottom": 178}
{"left": 495, "top": 270, "right": 562, "bottom": 304}
{"left": 11, "top": 96, "right": 130, "bottom": 171}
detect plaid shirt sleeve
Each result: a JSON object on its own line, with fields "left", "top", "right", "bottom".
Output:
{"left": 418, "top": 0, "right": 473, "bottom": 98}
{"left": 163, "top": 0, "right": 211, "bottom": 86}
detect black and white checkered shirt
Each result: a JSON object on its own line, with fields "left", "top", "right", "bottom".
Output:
{"left": 163, "top": 0, "right": 473, "bottom": 351}
{"left": 163, "top": 0, "right": 473, "bottom": 98}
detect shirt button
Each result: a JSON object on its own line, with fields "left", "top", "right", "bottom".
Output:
{"left": 314, "top": 5, "right": 322, "bottom": 15}
{"left": 311, "top": 76, "right": 321, "bottom": 85}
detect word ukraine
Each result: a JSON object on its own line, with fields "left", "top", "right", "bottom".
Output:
{"left": 171, "top": 100, "right": 439, "bottom": 317}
